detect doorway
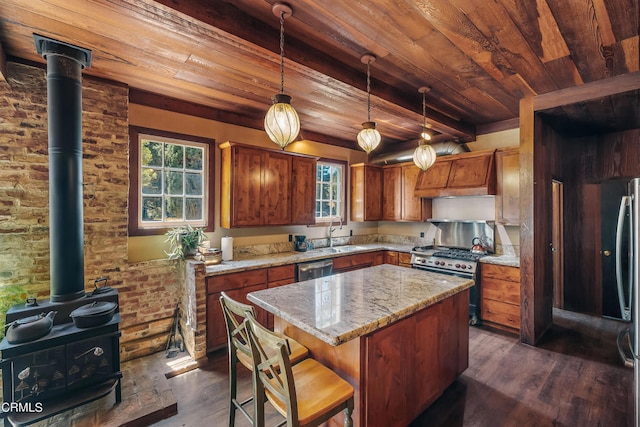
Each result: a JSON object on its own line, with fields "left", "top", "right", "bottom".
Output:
{"left": 552, "top": 180, "right": 564, "bottom": 309}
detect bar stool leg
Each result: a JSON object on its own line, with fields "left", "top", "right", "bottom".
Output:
{"left": 228, "top": 353, "right": 237, "bottom": 427}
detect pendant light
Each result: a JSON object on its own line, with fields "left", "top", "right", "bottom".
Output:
{"left": 357, "top": 53, "right": 381, "bottom": 154}
{"left": 413, "top": 86, "right": 437, "bottom": 171}
{"left": 264, "top": 2, "right": 300, "bottom": 150}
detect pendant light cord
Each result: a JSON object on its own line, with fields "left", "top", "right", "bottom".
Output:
{"left": 366, "top": 59, "right": 371, "bottom": 121}
{"left": 279, "top": 11, "right": 285, "bottom": 95}
{"left": 422, "top": 91, "right": 426, "bottom": 131}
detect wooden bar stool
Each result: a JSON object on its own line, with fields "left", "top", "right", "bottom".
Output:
{"left": 220, "top": 292, "right": 309, "bottom": 427}
{"left": 245, "top": 312, "right": 354, "bottom": 427}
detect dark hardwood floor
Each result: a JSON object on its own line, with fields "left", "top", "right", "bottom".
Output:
{"left": 150, "top": 308, "right": 631, "bottom": 427}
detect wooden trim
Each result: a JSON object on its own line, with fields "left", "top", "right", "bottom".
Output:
{"left": 477, "top": 118, "right": 519, "bottom": 135}
{"left": 533, "top": 71, "right": 640, "bottom": 111}
{"left": 0, "top": 42, "right": 6, "bottom": 82}
{"left": 128, "top": 126, "right": 215, "bottom": 236}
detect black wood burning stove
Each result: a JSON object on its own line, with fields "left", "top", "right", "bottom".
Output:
{"left": 0, "top": 35, "right": 121, "bottom": 427}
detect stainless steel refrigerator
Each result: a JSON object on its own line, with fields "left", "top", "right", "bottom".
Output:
{"left": 616, "top": 177, "right": 640, "bottom": 427}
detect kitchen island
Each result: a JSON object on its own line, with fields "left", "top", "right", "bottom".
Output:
{"left": 248, "top": 264, "right": 473, "bottom": 427}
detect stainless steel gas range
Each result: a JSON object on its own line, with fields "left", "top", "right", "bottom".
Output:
{"left": 411, "top": 220, "right": 495, "bottom": 325}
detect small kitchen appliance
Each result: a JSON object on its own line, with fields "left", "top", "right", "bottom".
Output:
{"left": 294, "top": 235, "right": 308, "bottom": 252}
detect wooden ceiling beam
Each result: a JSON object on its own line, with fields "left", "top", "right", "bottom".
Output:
{"left": 0, "top": 41, "right": 7, "bottom": 82}
{"left": 153, "top": 0, "right": 475, "bottom": 141}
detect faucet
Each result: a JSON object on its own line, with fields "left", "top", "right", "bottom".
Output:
{"left": 328, "top": 216, "right": 343, "bottom": 248}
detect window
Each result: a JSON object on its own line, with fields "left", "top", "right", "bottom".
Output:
{"left": 128, "top": 127, "right": 214, "bottom": 236}
{"left": 315, "top": 160, "right": 346, "bottom": 223}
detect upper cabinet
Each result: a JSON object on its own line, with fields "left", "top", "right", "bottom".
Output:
{"left": 495, "top": 147, "right": 520, "bottom": 225}
{"left": 219, "top": 142, "right": 316, "bottom": 228}
{"left": 415, "top": 149, "right": 497, "bottom": 198}
{"left": 350, "top": 163, "right": 383, "bottom": 221}
{"left": 382, "top": 162, "right": 431, "bottom": 222}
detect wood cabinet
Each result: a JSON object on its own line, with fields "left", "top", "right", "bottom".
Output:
{"left": 384, "top": 251, "right": 399, "bottom": 265}
{"left": 206, "top": 268, "right": 268, "bottom": 351}
{"left": 398, "top": 252, "right": 413, "bottom": 268}
{"left": 350, "top": 163, "right": 383, "bottom": 221}
{"left": 480, "top": 263, "right": 520, "bottom": 333}
{"left": 495, "top": 147, "right": 520, "bottom": 225}
{"left": 333, "top": 251, "right": 384, "bottom": 273}
{"left": 266, "top": 264, "right": 296, "bottom": 329}
{"left": 219, "top": 142, "right": 316, "bottom": 228}
{"left": 415, "top": 149, "right": 497, "bottom": 198}
{"left": 382, "top": 162, "right": 431, "bottom": 221}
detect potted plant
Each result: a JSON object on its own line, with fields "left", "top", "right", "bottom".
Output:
{"left": 165, "top": 225, "right": 206, "bottom": 260}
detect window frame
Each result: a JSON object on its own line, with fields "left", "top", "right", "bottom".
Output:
{"left": 314, "top": 158, "right": 348, "bottom": 226}
{"left": 128, "top": 126, "right": 215, "bottom": 236}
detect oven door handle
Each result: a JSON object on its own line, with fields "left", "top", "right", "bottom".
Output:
{"left": 412, "top": 264, "right": 475, "bottom": 279}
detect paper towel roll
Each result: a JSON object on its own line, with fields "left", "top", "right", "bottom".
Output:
{"left": 221, "top": 237, "right": 233, "bottom": 261}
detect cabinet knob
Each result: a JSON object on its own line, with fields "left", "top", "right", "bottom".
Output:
{"left": 603, "top": 250, "right": 611, "bottom": 257}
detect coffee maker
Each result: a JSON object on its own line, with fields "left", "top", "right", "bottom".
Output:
{"left": 294, "top": 235, "right": 308, "bottom": 252}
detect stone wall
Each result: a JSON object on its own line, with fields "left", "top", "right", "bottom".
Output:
{"left": 0, "top": 61, "right": 180, "bottom": 362}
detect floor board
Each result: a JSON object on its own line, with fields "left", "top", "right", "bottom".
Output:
{"left": 40, "top": 308, "right": 632, "bottom": 426}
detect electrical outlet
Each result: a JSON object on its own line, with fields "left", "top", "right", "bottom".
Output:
{"left": 420, "top": 232, "right": 425, "bottom": 238}
{"left": 288, "top": 234, "right": 292, "bottom": 242}
{"left": 350, "top": 230, "right": 353, "bottom": 236}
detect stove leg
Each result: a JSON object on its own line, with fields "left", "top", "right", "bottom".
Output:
{"left": 115, "top": 378, "right": 122, "bottom": 403}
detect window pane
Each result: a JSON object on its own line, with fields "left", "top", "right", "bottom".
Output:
{"left": 142, "top": 141, "right": 162, "bottom": 167}
{"left": 322, "top": 183, "right": 331, "bottom": 199}
{"left": 185, "top": 146, "right": 203, "bottom": 170}
{"left": 141, "top": 197, "right": 162, "bottom": 221}
{"left": 165, "top": 197, "right": 184, "bottom": 220}
{"left": 316, "top": 201, "right": 321, "bottom": 217}
{"left": 322, "top": 165, "right": 330, "bottom": 182}
{"left": 185, "top": 198, "right": 203, "bottom": 220}
{"left": 141, "top": 168, "right": 161, "bottom": 194}
{"left": 165, "top": 171, "right": 184, "bottom": 195}
{"left": 185, "top": 172, "right": 202, "bottom": 195}
{"left": 165, "top": 144, "right": 184, "bottom": 168}
{"left": 321, "top": 201, "right": 331, "bottom": 217}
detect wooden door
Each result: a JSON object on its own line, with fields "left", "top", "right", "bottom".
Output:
{"left": 496, "top": 148, "right": 520, "bottom": 225}
{"left": 291, "top": 156, "right": 316, "bottom": 224}
{"left": 401, "top": 164, "right": 426, "bottom": 221}
{"left": 263, "top": 151, "right": 292, "bottom": 225}
{"left": 382, "top": 165, "right": 402, "bottom": 220}
{"left": 231, "top": 146, "right": 264, "bottom": 226}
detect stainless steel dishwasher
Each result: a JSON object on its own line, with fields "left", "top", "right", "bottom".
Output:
{"left": 296, "top": 259, "right": 333, "bottom": 281}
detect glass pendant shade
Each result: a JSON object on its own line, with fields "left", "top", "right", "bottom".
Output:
{"left": 357, "top": 121, "right": 381, "bottom": 154}
{"left": 264, "top": 93, "right": 300, "bottom": 149}
{"left": 413, "top": 142, "right": 437, "bottom": 171}
{"left": 420, "top": 128, "right": 432, "bottom": 141}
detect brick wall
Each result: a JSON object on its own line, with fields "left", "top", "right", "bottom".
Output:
{"left": 0, "top": 61, "right": 180, "bottom": 362}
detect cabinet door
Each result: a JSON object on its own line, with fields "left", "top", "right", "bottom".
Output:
{"left": 350, "top": 164, "right": 383, "bottom": 221}
{"left": 382, "top": 165, "right": 402, "bottom": 221}
{"left": 291, "top": 157, "right": 316, "bottom": 224}
{"left": 207, "top": 291, "right": 229, "bottom": 350}
{"left": 401, "top": 164, "right": 428, "bottom": 221}
{"left": 232, "top": 146, "right": 264, "bottom": 226}
{"left": 496, "top": 148, "right": 520, "bottom": 225}
{"left": 384, "top": 251, "right": 399, "bottom": 265}
{"left": 264, "top": 152, "right": 292, "bottom": 225}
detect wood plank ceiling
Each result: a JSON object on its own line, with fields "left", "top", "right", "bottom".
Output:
{"left": 0, "top": 0, "right": 637, "bottom": 153}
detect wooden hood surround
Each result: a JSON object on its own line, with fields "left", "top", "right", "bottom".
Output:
{"left": 414, "top": 149, "right": 497, "bottom": 198}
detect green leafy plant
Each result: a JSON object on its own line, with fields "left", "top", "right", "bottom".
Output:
{"left": 0, "top": 285, "right": 28, "bottom": 340}
{"left": 165, "top": 225, "right": 206, "bottom": 260}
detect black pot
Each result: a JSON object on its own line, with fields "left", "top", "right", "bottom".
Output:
{"left": 70, "top": 301, "right": 118, "bottom": 328}
{"left": 6, "top": 311, "right": 57, "bottom": 344}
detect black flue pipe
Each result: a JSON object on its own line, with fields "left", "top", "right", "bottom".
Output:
{"left": 35, "top": 35, "right": 92, "bottom": 302}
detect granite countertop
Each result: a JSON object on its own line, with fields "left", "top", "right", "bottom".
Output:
{"left": 480, "top": 254, "right": 520, "bottom": 268}
{"left": 201, "top": 243, "right": 415, "bottom": 276}
{"left": 247, "top": 264, "right": 473, "bottom": 346}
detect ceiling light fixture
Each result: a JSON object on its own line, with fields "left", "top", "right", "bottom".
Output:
{"left": 264, "top": 2, "right": 300, "bottom": 150}
{"left": 413, "top": 86, "right": 437, "bottom": 171}
{"left": 357, "top": 53, "right": 381, "bottom": 154}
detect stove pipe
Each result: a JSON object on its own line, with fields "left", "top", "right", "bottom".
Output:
{"left": 34, "top": 35, "right": 92, "bottom": 302}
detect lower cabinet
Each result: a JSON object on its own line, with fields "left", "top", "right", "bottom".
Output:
{"left": 383, "top": 251, "right": 412, "bottom": 268}
{"left": 480, "top": 263, "right": 521, "bottom": 333}
{"left": 332, "top": 251, "right": 384, "bottom": 273}
{"left": 266, "top": 264, "right": 296, "bottom": 329}
{"left": 206, "top": 269, "right": 268, "bottom": 351}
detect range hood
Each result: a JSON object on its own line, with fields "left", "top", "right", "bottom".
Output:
{"left": 414, "top": 149, "right": 496, "bottom": 198}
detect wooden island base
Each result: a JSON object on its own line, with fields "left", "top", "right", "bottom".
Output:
{"left": 275, "top": 289, "right": 469, "bottom": 427}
